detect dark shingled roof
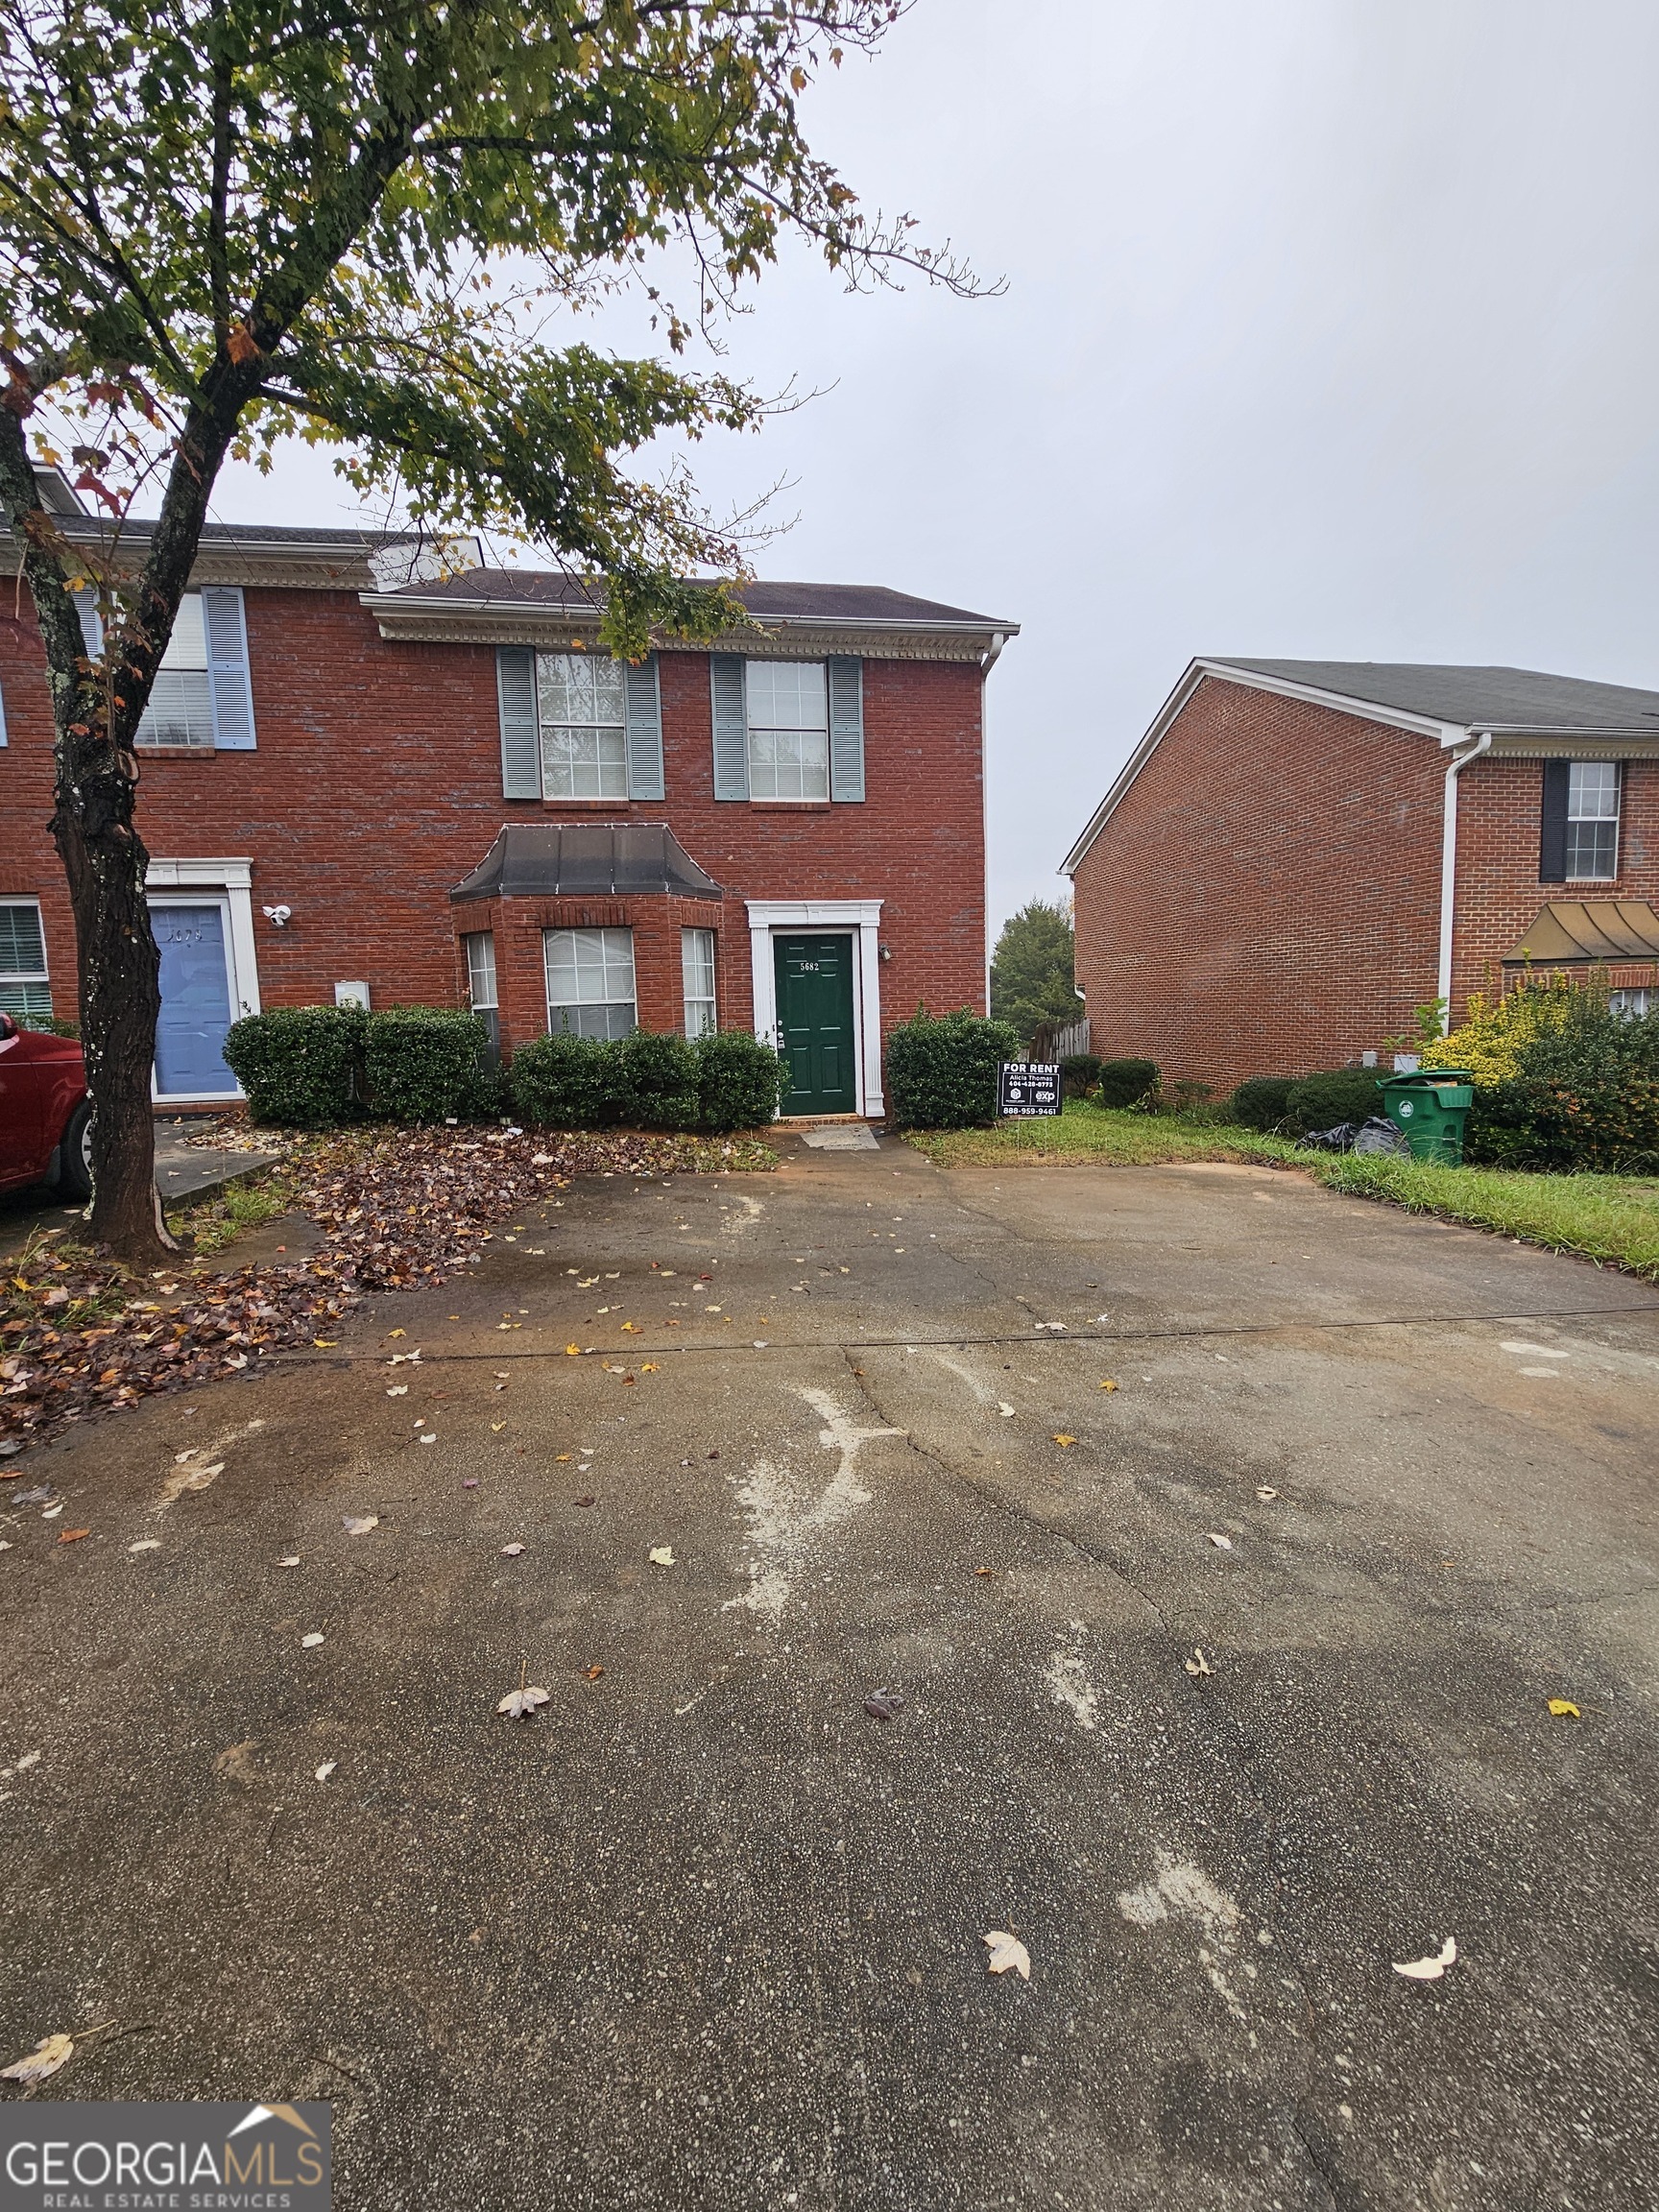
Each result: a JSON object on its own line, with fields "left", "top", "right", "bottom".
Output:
{"left": 451, "top": 824, "right": 723, "bottom": 902}
{"left": 395, "top": 568, "right": 1005, "bottom": 628}
{"left": 1209, "top": 659, "right": 1659, "bottom": 735}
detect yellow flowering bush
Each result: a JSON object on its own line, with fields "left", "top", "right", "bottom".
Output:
{"left": 1422, "top": 976, "right": 1575, "bottom": 1090}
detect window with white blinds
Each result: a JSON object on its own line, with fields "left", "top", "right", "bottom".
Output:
{"left": 682, "top": 927, "right": 716, "bottom": 1038}
{"left": 544, "top": 926, "right": 637, "bottom": 1041}
{"left": 0, "top": 900, "right": 52, "bottom": 1022}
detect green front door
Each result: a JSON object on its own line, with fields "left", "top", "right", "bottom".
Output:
{"left": 775, "top": 934, "right": 857, "bottom": 1115}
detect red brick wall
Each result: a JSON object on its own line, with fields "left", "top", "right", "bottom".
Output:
{"left": 0, "top": 588, "right": 988, "bottom": 1049}
{"left": 1452, "top": 755, "right": 1659, "bottom": 1000}
{"left": 1071, "top": 675, "right": 1446, "bottom": 1090}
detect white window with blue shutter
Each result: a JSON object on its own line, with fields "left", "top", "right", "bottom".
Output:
{"left": 132, "top": 587, "right": 256, "bottom": 750}
{"left": 714, "top": 656, "right": 865, "bottom": 802}
{"left": 496, "top": 648, "right": 663, "bottom": 802}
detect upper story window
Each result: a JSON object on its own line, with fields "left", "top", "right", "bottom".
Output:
{"left": 540, "top": 654, "right": 629, "bottom": 799}
{"left": 132, "top": 587, "right": 257, "bottom": 752}
{"left": 136, "top": 591, "right": 215, "bottom": 749}
{"left": 544, "top": 926, "right": 637, "bottom": 1041}
{"left": 0, "top": 899, "right": 51, "bottom": 1022}
{"left": 1541, "top": 758, "right": 1622, "bottom": 883}
{"left": 746, "top": 661, "right": 830, "bottom": 801}
{"left": 1566, "top": 761, "right": 1620, "bottom": 880}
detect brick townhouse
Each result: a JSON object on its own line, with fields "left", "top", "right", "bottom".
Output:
{"left": 1064, "top": 659, "right": 1659, "bottom": 1091}
{"left": 0, "top": 477, "right": 1017, "bottom": 1118}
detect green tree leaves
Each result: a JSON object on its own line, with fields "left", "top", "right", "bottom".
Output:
{"left": 990, "top": 899, "right": 1077, "bottom": 1048}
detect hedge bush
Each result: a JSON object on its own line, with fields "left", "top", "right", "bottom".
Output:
{"left": 507, "top": 1026, "right": 783, "bottom": 1132}
{"left": 695, "top": 1029, "right": 784, "bottom": 1132}
{"left": 1284, "top": 1067, "right": 1383, "bottom": 1136}
{"left": 364, "top": 1006, "right": 495, "bottom": 1123}
{"left": 1059, "top": 1052, "right": 1102, "bottom": 1097}
{"left": 223, "top": 1004, "right": 365, "bottom": 1126}
{"left": 885, "top": 1007, "right": 1021, "bottom": 1130}
{"left": 1464, "top": 996, "right": 1659, "bottom": 1172}
{"left": 1096, "top": 1057, "right": 1159, "bottom": 1109}
{"left": 506, "top": 1031, "right": 614, "bottom": 1130}
{"left": 612, "top": 1028, "right": 701, "bottom": 1131}
{"left": 1230, "top": 1075, "right": 1298, "bottom": 1131}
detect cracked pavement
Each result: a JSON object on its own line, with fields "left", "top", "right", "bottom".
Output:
{"left": 3, "top": 1136, "right": 1658, "bottom": 2210}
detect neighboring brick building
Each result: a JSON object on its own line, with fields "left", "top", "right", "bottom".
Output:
{"left": 0, "top": 480, "right": 1016, "bottom": 1117}
{"left": 1064, "top": 659, "right": 1659, "bottom": 1091}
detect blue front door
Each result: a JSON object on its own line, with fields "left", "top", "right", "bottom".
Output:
{"left": 153, "top": 904, "right": 237, "bottom": 1096}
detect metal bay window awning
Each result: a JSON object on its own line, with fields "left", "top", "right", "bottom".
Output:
{"left": 451, "top": 824, "right": 725, "bottom": 904}
{"left": 1503, "top": 901, "right": 1659, "bottom": 964}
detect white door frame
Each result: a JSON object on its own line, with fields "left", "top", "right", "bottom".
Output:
{"left": 746, "top": 898, "right": 883, "bottom": 1117}
{"left": 146, "top": 858, "right": 260, "bottom": 1102}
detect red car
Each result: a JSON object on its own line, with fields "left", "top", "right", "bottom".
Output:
{"left": 0, "top": 1013, "right": 92, "bottom": 1201}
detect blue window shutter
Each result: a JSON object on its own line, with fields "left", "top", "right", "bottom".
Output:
{"left": 496, "top": 647, "right": 541, "bottom": 799}
{"left": 1540, "top": 761, "right": 1569, "bottom": 881}
{"left": 72, "top": 589, "right": 103, "bottom": 658}
{"left": 828, "top": 656, "right": 865, "bottom": 803}
{"left": 710, "top": 654, "right": 749, "bottom": 801}
{"left": 202, "top": 587, "right": 256, "bottom": 749}
{"left": 623, "top": 654, "right": 665, "bottom": 800}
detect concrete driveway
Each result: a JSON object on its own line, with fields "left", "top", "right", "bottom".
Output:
{"left": 3, "top": 1140, "right": 1657, "bottom": 2210}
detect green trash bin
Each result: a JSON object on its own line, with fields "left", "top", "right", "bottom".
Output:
{"left": 1379, "top": 1068, "right": 1475, "bottom": 1166}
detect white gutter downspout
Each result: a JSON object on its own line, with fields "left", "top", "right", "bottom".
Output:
{"left": 1437, "top": 731, "right": 1492, "bottom": 1008}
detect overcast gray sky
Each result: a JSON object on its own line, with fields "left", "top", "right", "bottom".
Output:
{"left": 209, "top": 0, "right": 1659, "bottom": 934}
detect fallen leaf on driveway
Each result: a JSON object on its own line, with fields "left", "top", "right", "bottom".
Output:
{"left": 341, "top": 1515, "right": 378, "bottom": 1536}
{"left": 276, "top": 1555, "right": 301, "bottom": 1568}
{"left": 583, "top": 1664, "right": 604, "bottom": 1680}
{"left": 388, "top": 1329, "right": 406, "bottom": 1338}
{"left": 129, "top": 1539, "right": 160, "bottom": 1554}
{"left": 1255, "top": 1486, "right": 1278, "bottom": 1502}
{"left": 497, "top": 1684, "right": 550, "bottom": 1719}
{"left": 491, "top": 1422, "right": 507, "bottom": 1432}
{"left": 1547, "top": 1698, "right": 1580, "bottom": 1718}
{"left": 40, "top": 1503, "right": 62, "bottom": 1519}
{"left": 1099, "top": 1379, "right": 1119, "bottom": 1391}
{"left": 57, "top": 1527, "right": 90, "bottom": 1545}
{"left": 574, "top": 1496, "right": 594, "bottom": 1507}
{"left": 386, "top": 1385, "right": 408, "bottom": 1398}
{"left": 301, "top": 1632, "right": 325, "bottom": 1647}
{"left": 864, "top": 1688, "right": 904, "bottom": 1720}
{"left": 1393, "top": 1936, "right": 1456, "bottom": 1981}
{"left": 1052, "top": 1434, "right": 1076, "bottom": 1449}
{"left": 640, "top": 1361, "right": 660, "bottom": 1372}
{"left": 419, "top": 1433, "right": 437, "bottom": 1446}
{"left": 983, "top": 1932, "right": 1031, "bottom": 1981}
{"left": 312, "top": 1338, "right": 337, "bottom": 1349}
{"left": 649, "top": 1546, "right": 675, "bottom": 1567}
{"left": 1207, "top": 1532, "right": 1234, "bottom": 1551}
{"left": 1185, "top": 1648, "right": 1214, "bottom": 1676}
{"left": 501, "top": 1543, "right": 525, "bottom": 1556}
{"left": 1, "top": 2032, "right": 73, "bottom": 2084}
{"left": 314, "top": 1761, "right": 337, "bottom": 1783}
{"left": 998, "top": 1403, "right": 1015, "bottom": 1418}
{"left": 565, "top": 1343, "right": 581, "bottom": 1357}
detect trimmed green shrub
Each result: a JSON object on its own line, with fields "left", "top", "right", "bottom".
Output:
{"left": 885, "top": 1007, "right": 1021, "bottom": 1130}
{"left": 1464, "top": 997, "right": 1659, "bottom": 1171}
{"left": 223, "top": 1004, "right": 365, "bottom": 1127}
{"left": 612, "top": 1028, "right": 700, "bottom": 1130}
{"left": 1284, "top": 1068, "right": 1383, "bottom": 1136}
{"left": 364, "top": 1006, "right": 494, "bottom": 1123}
{"left": 1060, "top": 1052, "right": 1102, "bottom": 1097}
{"left": 697, "top": 1029, "right": 784, "bottom": 1132}
{"left": 507, "top": 1032, "right": 614, "bottom": 1130}
{"left": 1231, "top": 1076, "right": 1298, "bottom": 1132}
{"left": 1096, "top": 1057, "right": 1159, "bottom": 1108}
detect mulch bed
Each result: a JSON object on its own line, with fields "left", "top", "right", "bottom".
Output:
{"left": 0, "top": 1124, "right": 773, "bottom": 1458}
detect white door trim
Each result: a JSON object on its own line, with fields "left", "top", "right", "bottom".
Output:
{"left": 146, "top": 858, "right": 260, "bottom": 1102}
{"left": 746, "top": 898, "right": 884, "bottom": 1117}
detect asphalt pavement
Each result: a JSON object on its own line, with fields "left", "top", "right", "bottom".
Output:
{"left": 3, "top": 1138, "right": 1657, "bottom": 2210}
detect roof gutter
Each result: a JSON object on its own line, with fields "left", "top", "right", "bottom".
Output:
{"left": 1437, "top": 731, "right": 1492, "bottom": 1008}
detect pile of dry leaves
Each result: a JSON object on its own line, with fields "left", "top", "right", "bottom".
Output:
{"left": 1, "top": 1124, "right": 771, "bottom": 1456}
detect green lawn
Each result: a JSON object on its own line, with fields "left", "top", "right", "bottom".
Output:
{"left": 905, "top": 1102, "right": 1659, "bottom": 1280}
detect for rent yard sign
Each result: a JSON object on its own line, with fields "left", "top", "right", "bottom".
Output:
{"left": 998, "top": 1063, "right": 1061, "bottom": 1118}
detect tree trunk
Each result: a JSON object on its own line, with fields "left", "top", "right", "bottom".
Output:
{"left": 53, "top": 797, "right": 175, "bottom": 1262}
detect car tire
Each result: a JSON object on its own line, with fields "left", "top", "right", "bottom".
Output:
{"left": 57, "top": 1098, "right": 93, "bottom": 1203}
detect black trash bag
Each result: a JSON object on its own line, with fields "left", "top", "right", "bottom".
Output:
{"left": 1353, "top": 1116, "right": 1409, "bottom": 1157}
{"left": 1302, "top": 1121, "right": 1358, "bottom": 1151}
